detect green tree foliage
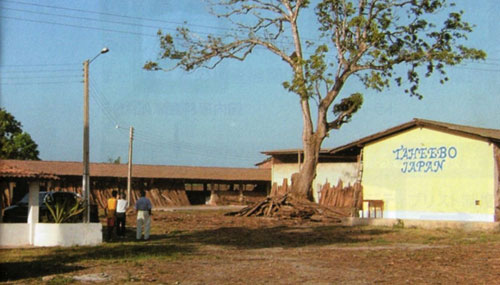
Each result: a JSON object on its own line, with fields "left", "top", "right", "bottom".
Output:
{"left": 144, "top": 0, "right": 485, "bottom": 199}
{"left": 107, "top": 156, "right": 122, "bottom": 164}
{"left": 0, "top": 108, "right": 40, "bottom": 160}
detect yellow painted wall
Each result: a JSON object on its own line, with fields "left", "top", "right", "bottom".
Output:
{"left": 272, "top": 161, "right": 358, "bottom": 202}
{"left": 362, "top": 128, "right": 495, "bottom": 221}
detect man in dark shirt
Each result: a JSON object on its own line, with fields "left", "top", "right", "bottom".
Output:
{"left": 135, "top": 190, "right": 152, "bottom": 240}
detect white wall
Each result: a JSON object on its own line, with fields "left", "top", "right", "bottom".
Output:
{"left": 272, "top": 161, "right": 358, "bottom": 202}
{"left": 34, "top": 223, "right": 103, "bottom": 247}
{"left": 0, "top": 224, "right": 30, "bottom": 246}
{"left": 1, "top": 180, "right": 103, "bottom": 247}
{"left": 0, "top": 223, "right": 103, "bottom": 247}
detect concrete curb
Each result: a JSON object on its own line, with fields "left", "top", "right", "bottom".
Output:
{"left": 342, "top": 217, "right": 500, "bottom": 231}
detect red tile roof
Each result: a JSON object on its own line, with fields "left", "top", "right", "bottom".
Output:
{"left": 0, "top": 164, "right": 59, "bottom": 180}
{"left": 0, "top": 160, "right": 270, "bottom": 182}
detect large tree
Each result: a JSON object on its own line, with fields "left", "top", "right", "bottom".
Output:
{"left": 0, "top": 108, "right": 40, "bottom": 160}
{"left": 145, "top": 0, "right": 485, "bottom": 200}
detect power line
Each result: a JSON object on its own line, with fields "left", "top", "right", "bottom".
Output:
{"left": 0, "top": 63, "right": 79, "bottom": 68}
{"left": 0, "top": 81, "right": 80, "bottom": 85}
{"left": 2, "top": 0, "right": 235, "bottom": 32}
{"left": 0, "top": 68, "right": 80, "bottom": 73}
{"left": 451, "top": 66, "right": 500, "bottom": 73}
{"left": 463, "top": 60, "right": 500, "bottom": 66}
{"left": 1, "top": 2, "right": 298, "bottom": 45}
{"left": 5, "top": 0, "right": 500, "bottom": 62}
{"left": 89, "top": 78, "right": 123, "bottom": 127}
{"left": 1, "top": 75, "right": 81, "bottom": 79}
{"left": 0, "top": 6, "right": 181, "bottom": 34}
{"left": 0, "top": 15, "right": 156, "bottom": 37}
{"left": 0, "top": 12, "right": 292, "bottom": 47}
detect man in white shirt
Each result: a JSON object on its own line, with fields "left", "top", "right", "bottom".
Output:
{"left": 116, "top": 193, "right": 128, "bottom": 237}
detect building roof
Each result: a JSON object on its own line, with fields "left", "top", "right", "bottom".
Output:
{"left": 261, "top": 148, "right": 357, "bottom": 163}
{"left": 0, "top": 164, "right": 60, "bottom": 180}
{"left": 330, "top": 118, "right": 500, "bottom": 155}
{"left": 0, "top": 160, "right": 271, "bottom": 182}
{"left": 254, "top": 157, "right": 272, "bottom": 168}
{"left": 261, "top": 149, "right": 333, "bottom": 155}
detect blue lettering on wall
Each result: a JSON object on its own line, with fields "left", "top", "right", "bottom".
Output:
{"left": 393, "top": 145, "right": 457, "bottom": 173}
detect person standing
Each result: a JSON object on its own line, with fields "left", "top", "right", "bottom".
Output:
{"left": 135, "top": 190, "right": 152, "bottom": 240}
{"left": 116, "top": 193, "right": 128, "bottom": 237}
{"left": 106, "top": 190, "right": 118, "bottom": 241}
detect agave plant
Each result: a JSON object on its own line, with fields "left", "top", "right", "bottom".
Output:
{"left": 45, "top": 196, "right": 86, "bottom": 223}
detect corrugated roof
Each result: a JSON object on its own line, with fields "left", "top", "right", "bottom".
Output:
{"left": 0, "top": 160, "right": 270, "bottom": 182}
{"left": 330, "top": 118, "right": 500, "bottom": 154}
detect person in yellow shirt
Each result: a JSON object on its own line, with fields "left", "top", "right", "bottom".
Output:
{"left": 106, "top": 190, "right": 118, "bottom": 241}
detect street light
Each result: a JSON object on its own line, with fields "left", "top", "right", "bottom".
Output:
{"left": 83, "top": 47, "right": 109, "bottom": 223}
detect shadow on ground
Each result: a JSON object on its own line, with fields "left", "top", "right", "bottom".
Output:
{"left": 0, "top": 242, "right": 194, "bottom": 282}
{"left": 167, "top": 225, "right": 393, "bottom": 249}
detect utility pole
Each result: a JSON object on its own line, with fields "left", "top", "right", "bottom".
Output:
{"left": 83, "top": 60, "right": 90, "bottom": 223}
{"left": 127, "top": 126, "right": 134, "bottom": 205}
{"left": 82, "top": 47, "right": 109, "bottom": 223}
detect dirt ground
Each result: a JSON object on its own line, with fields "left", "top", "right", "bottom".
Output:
{"left": 2, "top": 209, "right": 500, "bottom": 284}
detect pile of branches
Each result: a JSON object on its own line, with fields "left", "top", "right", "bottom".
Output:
{"left": 226, "top": 194, "right": 351, "bottom": 222}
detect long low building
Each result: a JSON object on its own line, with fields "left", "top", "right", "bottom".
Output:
{"left": 0, "top": 159, "right": 271, "bottom": 211}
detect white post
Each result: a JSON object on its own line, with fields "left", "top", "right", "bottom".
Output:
{"left": 27, "top": 181, "right": 40, "bottom": 245}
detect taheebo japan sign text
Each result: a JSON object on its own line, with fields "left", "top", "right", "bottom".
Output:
{"left": 392, "top": 145, "right": 458, "bottom": 173}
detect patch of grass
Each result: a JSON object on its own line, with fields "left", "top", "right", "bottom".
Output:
{"left": 167, "top": 230, "right": 184, "bottom": 236}
{"left": 46, "top": 276, "right": 75, "bottom": 285}
{"left": 368, "top": 238, "right": 391, "bottom": 245}
{"left": 392, "top": 219, "right": 405, "bottom": 229}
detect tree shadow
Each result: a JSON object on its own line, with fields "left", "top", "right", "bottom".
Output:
{"left": 0, "top": 242, "right": 195, "bottom": 282}
{"left": 169, "top": 224, "right": 393, "bottom": 249}
{"left": 0, "top": 261, "right": 84, "bottom": 282}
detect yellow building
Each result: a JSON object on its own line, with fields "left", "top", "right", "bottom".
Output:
{"left": 332, "top": 119, "right": 500, "bottom": 222}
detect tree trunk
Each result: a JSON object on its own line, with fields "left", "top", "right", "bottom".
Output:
{"left": 290, "top": 134, "right": 323, "bottom": 201}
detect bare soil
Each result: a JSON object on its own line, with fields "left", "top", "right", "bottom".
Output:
{"left": 2, "top": 209, "right": 500, "bottom": 284}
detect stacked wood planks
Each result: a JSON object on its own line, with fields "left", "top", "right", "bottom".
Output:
{"left": 91, "top": 189, "right": 190, "bottom": 209}
{"left": 318, "top": 181, "right": 363, "bottom": 209}
{"left": 211, "top": 191, "right": 267, "bottom": 206}
{"left": 270, "top": 178, "right": 289, "bottom": 197}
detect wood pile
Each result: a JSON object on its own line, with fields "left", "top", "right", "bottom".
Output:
{"left": 226, "top": 194, "right": 348, "bottom": 222}
{"left": 227, "top": 179, "right": 363, "bottom": 221}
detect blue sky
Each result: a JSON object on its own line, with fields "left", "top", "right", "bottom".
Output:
{"left": 1, "top": 0, "right": 499, "bottom": 168}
